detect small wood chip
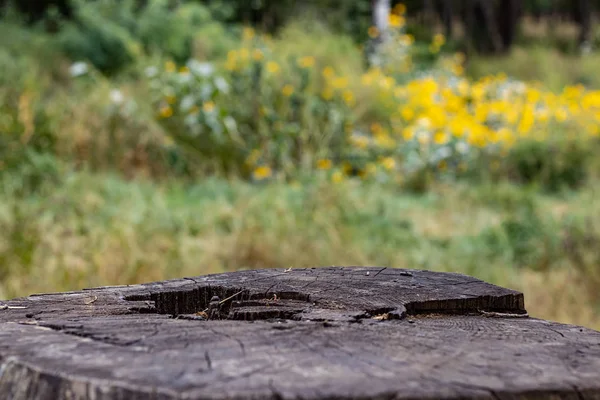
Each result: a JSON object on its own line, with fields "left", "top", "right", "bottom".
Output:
{"left": 0, "top": 304, "right": 27, "bottom": 310}
{"left": 372, "top": 313, "right": 390, "bottom": 321}
{"left": 478, "top": 309, "right": 529, "bottom": 318}
{"left": 84, "top": 296, "right": 98, "bottom": 305}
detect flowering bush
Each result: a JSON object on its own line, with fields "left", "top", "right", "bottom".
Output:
{"left": 150, "top": 29, "right": 356, "bottom": 180}
{"left": 149, "top": 3, "right": 600, "bottom": 189}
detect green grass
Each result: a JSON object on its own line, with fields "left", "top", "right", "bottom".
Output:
{"left": 2, "top": 11, "right": 600, "bottom": 334}
{"left": 467, "top": 45, "right": 600, "bottom": 91}
{"left": 1, "top": 170, "right": 599, "bottom": 330}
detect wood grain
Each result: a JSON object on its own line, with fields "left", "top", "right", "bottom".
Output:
{"left": 1, "top": 266, "right": 599, "bottom": 399}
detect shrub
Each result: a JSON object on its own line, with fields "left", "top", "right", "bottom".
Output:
{"left": 56, "top": 0, "right": 219, "bottom": 75}
{"left": 504, "top": 134, "right": 593, "bottom": 191}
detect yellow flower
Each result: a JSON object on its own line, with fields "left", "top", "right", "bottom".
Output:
{"left": 389, "top": 14, "right": 405, "bottom": 28}
{"left": 239, "top": 48, "right": 250, "bottom": 60}
{"left": 451, "top": 64, "right": 464, "bottom": 76}
{"left": 203, "top": 101, "right": 215, "bottom": 113}
{"left": 242, "top": 27, "right": 255, "bottom": 41}
{"left": 366, "top": 163, "right": 377, "bottom": 175}
{"left": 332, "top": 171, "right": 344, "bottom": 183}
{"left": 282, "top": 84, "right": 294, "bottom": 97}
{"left": 322, "top": 66, "right": 335, "bottom": 78}
{"left": 454, "top": 52, "right": 466, "bottom": 64}
{"left": 351, "top": 135, "right": 369, "bottom": 149}
{"left": 375, "top": 133, "right": 396, "bottom": 149}
{"left": 368, "top": 26, "right": 379, "bottom": 39}
{"left": 165, "top": 95, "right": 176, "bottom": 105}
{"left": 457, "top": 80, "right": 470, "bottom": 96}
{"left": 332, "top": 77, "right": 349, "bottom": 90}
{"left": 555, "top": 108, "right": 568, "bottom": 122}
{"left": 165, "top": 61, "right": 176, "bottom": 73}
{"left": 298, "top": 56, "right": 316, "bottom": 68}
{"left": 317, "top": 159, "right": 332, "bottom": 170}
{"left": 342, "top": 90, "right": 355, "bottom": 106}
{"left": 433, "top": 131, "right": 449, "bottom": 145}
{"left": 321, "top": 88, "right": 334, "bottom": 100}
{"left": 381, "top": 157, "right": 396, "bottom": 170}
{"left": 225, "top": 60, "right": 238, "bottom": 71}
{"left": 159, "top": 105, "right": 173, "bottom": 119}
{"left": 400, "top": 34, "right": 414, "bottom": 46}
{"left": 266, "top": 61, "right": 280, "bottom": 74}
{"left": 252, "top": 49, "right": 264, "bottom": 61}
{"left": 253, "top": 165, "right": 272, "bottom": 180}
{"left": 433, "top": 33, "right": 446, "bottom": 47}
{"left": 402, "top": 127, "right": 414, "bottom": 141}
{"left": 401, "top": 106, "right": 414, "bottom": 121}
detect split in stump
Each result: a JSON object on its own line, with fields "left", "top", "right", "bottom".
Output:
{"left": 1, "top": 266, "right": 599, "bottom": 399}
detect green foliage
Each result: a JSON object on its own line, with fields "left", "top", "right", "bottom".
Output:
{"left": 150, "top": 29, "right": 357, "bottom": 179}
{"left": 0, "top": 24, "right": 64, "bottom": 196}
{"left": 478, "top": 209, "right": 558, "bottom": 270}
{"left": 56, "top": 0, "right": 219, "bottom": 74}
{"left": 504, "top": 134, "right": 592, "bottom": 192}
{"left": 58, "top": 11, "right": 139, "bottom": 75}
{"left": 562, "top": 216, "right": 600, "bottom": 302}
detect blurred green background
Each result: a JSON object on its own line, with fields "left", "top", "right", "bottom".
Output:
{"left": 1, "top": 0, "right": 600, "bottom": 330}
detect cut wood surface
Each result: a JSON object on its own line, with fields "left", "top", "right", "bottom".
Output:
{"left": 1, "top": 266, "right": 599, "bottom": 400}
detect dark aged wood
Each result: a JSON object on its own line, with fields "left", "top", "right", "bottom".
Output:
{"left": 1, "top": 266, "right": 599, "bottom": 400}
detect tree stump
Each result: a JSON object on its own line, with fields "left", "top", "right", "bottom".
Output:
{"left": 1, "top": 267, "right": 599, "bottom": 399}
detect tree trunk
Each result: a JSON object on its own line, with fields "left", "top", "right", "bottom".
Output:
{"left": 464, "top": 0, "right": 504, "bottom": 54}
{"left": 372, "top": 0, "right": 391, "bottom": 41}
{"left": 367, "top": 0, "right": 391, "bottom": 66}
{"left": 575, "top": 0, "right": 592, "bottom": 49}
{"left": 1, "top": 267, "right": 600, "bottom": 399}
{"left": 497, "top": 0, "right": 521, "bottom": 53}
{"left": 439, "top": 0, "right": 454, "bottom": 38}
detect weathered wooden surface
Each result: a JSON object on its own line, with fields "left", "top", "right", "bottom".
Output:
{"left": 1, "top": 266, "right": 599, "bottom": 400}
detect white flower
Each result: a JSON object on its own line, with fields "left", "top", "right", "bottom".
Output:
{"left": 188, "top": 60, "right": 214, "bottom": 77}
{"left": 145, "top": 66, "right": 158, "bottom": 78}
{"left": 214, "top": 77, "right": 229, "bottom": 94}
{"left": 436, "top": 146, "right": 452, "bottom": 159}
{"left": 69, "top": 62, "right": 88, "bottom": 77}
{"left": 456, "top": 141, "right": 470, "bottom": 154}
{"left": 180, "top": 95, "right": 196, "bottom": 112}
{"left": 110, "top": 89, "right": 124, "bottom": 105}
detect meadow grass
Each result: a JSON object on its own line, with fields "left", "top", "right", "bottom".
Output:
{"left": 467, "top": 45, "right": 600, "bottom": 91}
{"left": 1, "top": 170, "right": 599, "bottom": 330}
{"left": 2, "top": 7, "right": 600, "bottom": 333}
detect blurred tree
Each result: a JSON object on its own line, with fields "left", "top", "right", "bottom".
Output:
{"left": 439, "top": 0, "right": 454, "bottom": 37}
{"left": 574, "top": 0, "right": 592, "bottom": 47}
{"left": 1, "top": 0, "right": 595, "bottom": 56}
{"left": 0, "top": 0, "right": 71, "bottom": 22}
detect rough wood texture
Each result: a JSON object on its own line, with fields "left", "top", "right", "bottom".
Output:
{"left": 1, "top": 266, "right": 599, "bottom": 400}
